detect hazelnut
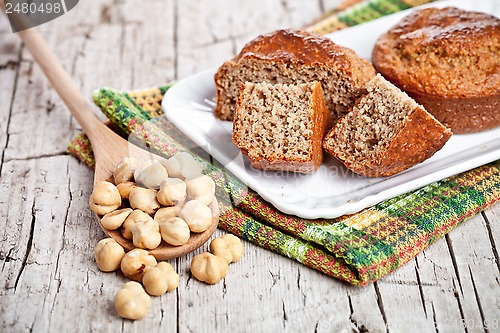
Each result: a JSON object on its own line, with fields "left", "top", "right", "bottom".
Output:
{"left": 162, "top": 152, "right": 202, "bottom": 180}
{"left": 114, "top": 281, "right": 151, "bottom": 320}
{"left": 120, "top": 248, "right": 157, "bottom": 282}
{"left": 121, "top": 209, "right": 153, "bottom": 240}
{"left": 157, "top": 178, "right": 186, "bottom": 206}
{"left": 89, "top": 181, "right": 121, "bottom": 215}
{"left": 116, "top": 181, "right": 138, "bottom": 200}
{"left": 101, "top": 208, "right": 133, "bottom": 230}
{"left": 129, "top": 187, "right": 160, "bottom": 215}
{"left": 113, "top": 157, "right": 139, "bottom": 184}
{"left": 185, "top": 175, "right": 215, "bottom": 205}
{"left": 158, "top": 217, "right": 191, "bottom": 246}
{"left": 179, "top": 200, "right": 213, "bottom": 233}
{"left": 131, "top": 219, "right": 162, "bottom": 250}
{"left": 221, "top": 234, "right": 244, "bottom": 262}
{"left": 210, "top": 234, "right": 244, "bottom": 264}
{"left": 94, "top": 238, "right": 126, "bottom": 272}
{"left": 142, "top": 262, "right": 179, "bottom": 296}
{"left": 154, "top": 206, "right": 181, "bottom": 222}
{"left": 190, "top": 252, "right": 228, "bottom": 284}
{"left": 209, "top": 238, "right": 232, "bottom": 264}
{"left": 134, "top": 160, "right": 168, "bottom": 189}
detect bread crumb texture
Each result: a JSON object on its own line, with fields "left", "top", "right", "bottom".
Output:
{"left": 233, "top": 81, "right": 328, "bottom": 173}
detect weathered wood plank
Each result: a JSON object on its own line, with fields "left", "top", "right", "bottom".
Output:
{"left": 0, "top": 0, "right": 179, "bottom": 331}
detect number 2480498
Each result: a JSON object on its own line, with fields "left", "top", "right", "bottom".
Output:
{"left": 5, "top": 1, "right": 62, "bottom": 14}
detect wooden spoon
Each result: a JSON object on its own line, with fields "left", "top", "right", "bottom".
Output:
{"left": 9, "top": 20, "right": 218, "bottom": 260}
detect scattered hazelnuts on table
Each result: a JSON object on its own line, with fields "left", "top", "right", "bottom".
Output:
{"left": 114, "top": 281, "right": 151, "bottom": 320}
{"left": 210, "top": 234, "right": 244, "bottom": 264}
{"left": 90, "top": 152, "right": 245, "bottom": 320}
{"left": 190, "top": 252, "right": 229, "bottom": 284}
{"left": 94, "top": 238, "right": 126, "bottom": 272}
{"left": 120, "top": 248, "right": 158, "bottom": 282}
{"left": 190, "top": 234, "right": 244, "bottom": 285}
{"left": 94, "top": 232, "right": 244, "bottom": 320}
{"left": 142, "top": 262, "right": 179, "bottom": 296}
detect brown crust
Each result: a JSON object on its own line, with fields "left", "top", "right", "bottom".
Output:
{"left": 372, "top": 7, "right": 500, "bottom": 134}
{"left": 324, "top": 106, "right": 452, "bottom": 178}
{"left": 214, "top": 29, "right": 375, "bottom": 121}
{"left": 404, "top": 91, "right": 500, "bottom": 134}
{"left": 234, "top": 29, "right": 357, "bottom": 70}
{"left": 233, "top": 81, "right": 329, "bottom": 174}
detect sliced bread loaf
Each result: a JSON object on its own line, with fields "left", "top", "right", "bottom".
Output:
{"left": 215, "top": 29, "right": 375, "bottom": 124}
{"left": 323, "top": 74, "right": 452, "bottom": 177}
{"left": 232, "top": 81, "right": 329, "bottom": 174}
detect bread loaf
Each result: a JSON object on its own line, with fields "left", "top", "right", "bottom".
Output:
{"left": 215, "top": 29, "right": 375, "bottom": 125}
{"left": 372, "top": 7, "right": 500, "bottom": 133}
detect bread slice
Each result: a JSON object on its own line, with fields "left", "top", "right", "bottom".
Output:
{"left": 215, "top": 29, "right": 375, "bottom": 124}
{"left": 323, "top": 74, "right": 452, "bottom": 177}
{"left": 232, "top": 81, "right": 329, "bottom": 174}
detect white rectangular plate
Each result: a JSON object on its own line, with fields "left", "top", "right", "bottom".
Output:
{"left": 163, "top": 0, "right": 500, "bottom": 219}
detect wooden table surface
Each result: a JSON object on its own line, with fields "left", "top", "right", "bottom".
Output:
{"left": 1, "top": 1, "right": 499, "bottom": 332}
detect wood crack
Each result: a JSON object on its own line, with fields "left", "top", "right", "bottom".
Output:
{"left": 222, "top": 278, "right": 227, "bottom": 298}
{"left": 269, "top": 268, "right": 280, "bottom": 291}
{"left": 431, "top": 302, "right": 439, "bottom": 333}
{"left": 4, "top": 151, "right": 68, "bottom": 163}
{"left": 14, "top": 200, "right": 36, "bottom": 291}
{"left": 445, "top": 234, "right": 464, "bottom": 295}
{"left": 415, "top": 258, "right": 428, "bottom": 318}
{"left": 0, "top": 44, "right": 24, "bottom": 178}
{"left": 280, "top": 0, "right": 292, "bottom": 26}
{"left": 348, "top": 294, "right": 369, "bottom": 333}
{"left": 452, "top": 278, "right": 468, "bottom": 333}
{"left": 282, "top": 300, "right": 287, "bottom": 327}
{"left": 185, "top": 270, "right": 192, "bottom": 287}
{"left": 119, "top": 22, "right": 126, "bottom": 66}
{"left": 49, "top": 162, "right": 72, "bottom": 322}
{"left": 468, "top": 266, "right": 488, "bottom": 333}
{"left": 0, "top": 60, "right": 19, "bottom": 70}
{"left": 481, "top": 211, "right": 500, "bottom": 274}
{"left": 1, "top": 248, "right": 16, "bottom": 270}
{"left": 53, "top": 163, "right": 72, "bottom": 281}
{"left": 374, "top": 282, "right": 389, "bottom": 333}
{"left": 296, "top": 267, "right": 307, "bottom": 306}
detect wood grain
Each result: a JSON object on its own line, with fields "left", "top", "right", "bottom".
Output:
{"left": 0, "top": 0, "right": 499, "bottom": 332}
